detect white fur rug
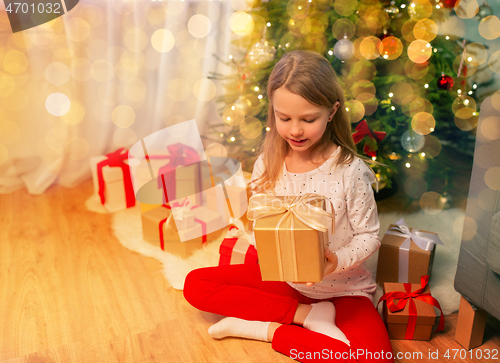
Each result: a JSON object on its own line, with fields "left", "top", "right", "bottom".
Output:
{"left": 99, "top": 194, "right": 464, "bottom": 316}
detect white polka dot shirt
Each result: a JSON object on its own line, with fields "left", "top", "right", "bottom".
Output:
{"left": 250, "top": 147, "right": 381, "bottom": 302}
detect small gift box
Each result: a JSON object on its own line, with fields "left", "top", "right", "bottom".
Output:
{"left": 378, "top": 276, "right": 444, "bottom": 340}
{"left": 376, "top": 218, "right": 443, "bottom": 286}
{"left": 90, "top": 148, "right": 136, "bottom": 213}
{"left": 247, "top": 193, "right": 334, "bottom": 282}
{"left": 141, "top": 201, "right": 224, "bottom": 258}
{"left": 131, "top": 143, "right": 203, "bottom": 204}
{"left": 219, "top": 226, "right": 258, "bottom": 266}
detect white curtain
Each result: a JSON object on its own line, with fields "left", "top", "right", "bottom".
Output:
{"left": 0, "top": 0, "right": 238, "bottom": 194}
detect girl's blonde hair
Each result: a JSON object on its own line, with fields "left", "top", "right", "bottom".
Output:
{"left": 253, "top": 50, "right": 358, "bottom": 193}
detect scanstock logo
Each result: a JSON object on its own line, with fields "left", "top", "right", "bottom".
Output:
{"left": 4, "top": 0, "right": 79, "bottom": 33}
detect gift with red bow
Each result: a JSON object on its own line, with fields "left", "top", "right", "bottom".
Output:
{"left": 352, "top": 119, "right": 386, "bottom": 158}
{"left": 219, "top": 222, "right": 258, "bottom": 266}
{"left": 141, "top": 198, "right": 224, "bottom": 258}
{"left": 132, "top": 143, "right": 204, "bottom": 206}
{"left": 378, "top": 276, "right": 444, "bottom": 340}
{"left": 90, "top": 148, "right": 136, "bottom": 213}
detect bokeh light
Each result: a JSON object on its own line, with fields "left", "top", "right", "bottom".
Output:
{"left": 66, "top": 18, "right": 91, "bottom": 42}
{"left": 349, "top": 57, "right": 373, "bottom": 78}
{"left": 419, "top": 191, "right": 444, "bottom": 215}
{"left": 223, "top": 103, "right": 245, "bottom": 127}
{"left": 4, "top": 89, "right": 28, "bottom": 112}
{"left": 193, "top": 79, "right": 216, "bottom": 102}
{"left": 0, "top": 120, "right": 21, "bottom": 145}
{"left": 488, "top": 51, "right": 500, "bottom": 74}
{"left": 421, "top": 135, "right": 442, "bottom": 158}
{"left": 205, "top": 143, "right": 228, "bottom": 159}
{"left": 478, "top": 16, "right": 500, "bottom": 40}
{"left": 331, "top": 18, "right": 356, "bottom": 40}
{"left": 461, "top": 216, "right": 478, "bottom": 241}
{"left": 412, "top": 112, "right": 435, "bottom": 135}
{"left": 91, "top": 59, "right": 114, "bottom": 83}
{"left": 408, "top": 39, "right": 432, "bottom": 63}
{"left": 287, "top": 0, "right": 316, "bottom": 20}
{"left": 3, "top": 50, "right": 28, "bottom": 74}
{"left": 379, "top": 36, "right": 403, "bottom": 60}
{"left": 46, "top": 93, "right": 71, "bottom": 116}
{"left": 401, "top": 19, "right": 417, "bottom": 42}
{"left": 478, "top": 187, "right": 497, "bottom": 211}
{"left": 61, "top": 100, "right": 86, "bottom": 125}
{"left": 115, "top": 58, "right": 140, "bottom": 82}
{"left": 452, "top": 95, "right": 476, "bottom": 118}
{"left": 454, "top": 0, "right": 479, "bottom": 19}
{"left": 151, "top": 29, "right": 175, "bottom": 53}
{"left": 409, "top": 97, "right": 433, "bottom": 117}
{"left": 112, "top": 105, "right": 135, "bottom": 128}
{"left": 188, "top": 14, "right": 212, "bottom": 38}
{"left": 475, "top": 144, "right": 497, "bottom": 169}
{"left": 413, "top": 19, "right": 438, "bottom": 42}
{"left": 390, "top": 82, "right": 413, "bottom": 105}
{"left": 404, "top": 175, "right": 428, "bottom": 198}
{"left": 408, "top": 0, "right": 433, "bottom": 20}
{"left": 454, "top": 114, "right": 478, "bottom": 131}
{"left": 230, "top": 11, "right": 254, "bottom": 36}
{"left": 345, "top": 99, "right": 365, "bottom": 123}
{"left": 0, "top": 73, "right": 16, "bottom": 97}
{"left": 485, "top": 167, "right": 500, "bottom": 190}
{"left": 45, "top": 62, "right": 71, "bottom": 86}
{"left": 359, "top": 36, "right": 381, "bottom": 60}
{"left": 79, "top": 4, "right": 104, "bottom": 28}
{"left": 464, "top": 43, "right": 487, "bottom": 67}
{"left": 480, "top": 116, "right": 500, "bottom": 140}
{"left": 98, "top": 83, "right": 121, "bottom": 106}
{"left": 240, "top": 116, "right": 263, "bottom": 139}
{"left": 334, "top": 0, "right": 358, "bottom": 17}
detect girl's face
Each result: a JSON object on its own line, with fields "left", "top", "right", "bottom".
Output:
{"left": 273, "top": 87, "right": 339, "bottom": 159}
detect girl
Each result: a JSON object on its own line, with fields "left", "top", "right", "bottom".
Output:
{"left": 183, "top": 50, "right": 394, "bottom": 363}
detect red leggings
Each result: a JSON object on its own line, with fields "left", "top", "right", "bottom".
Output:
{"left": 183, "top": 264, "right": 394, "bottom": 363}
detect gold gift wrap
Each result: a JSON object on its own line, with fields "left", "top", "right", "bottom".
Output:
{"left": 248, "top": 194, "right": 334, "bottom": 283}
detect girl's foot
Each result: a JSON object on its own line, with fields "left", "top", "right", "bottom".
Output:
{"left": 208, "top": 317, "right": 271, "bottom": 342}
{"left": 303, "top": 301, "right": 351, "bottom": 346}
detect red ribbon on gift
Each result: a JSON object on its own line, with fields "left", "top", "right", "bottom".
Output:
{"left": 158, "top": 200, "right": 207, "bottom": 250}
{"left": 146, "top": 143, "right": 200, "bottom": 203}
{"left": 97, "top": 148, "right": 136, "bottom": 208}
{"left": 377, "top": 275, "right": 444, "bottom": 340}
{"left": 352, "top": 120, "right": 386, "bottom": 157}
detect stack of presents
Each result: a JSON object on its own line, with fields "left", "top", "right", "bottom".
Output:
{"left": 89, "top": 121, "right": 446, "bottom": 342}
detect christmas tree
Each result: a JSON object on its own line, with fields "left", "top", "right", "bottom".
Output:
{"left": 206, "top": 0, "right": 496, "bottom": 207}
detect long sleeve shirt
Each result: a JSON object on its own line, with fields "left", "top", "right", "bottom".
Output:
{"left": 249, "top": 146, "right": 381, "bottom": 302}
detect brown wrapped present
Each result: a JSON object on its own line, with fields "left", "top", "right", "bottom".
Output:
{"left": 141, "top": 203, "right": 224, "bottom": 258}
{"left": 247, "top": 193, "right": 334, "bottom": 282}
{"left": 376, "top": 218, "right": 443, "bottom": 286}
{"left": 378, "top": 276, "right": 444, "bottom": 340}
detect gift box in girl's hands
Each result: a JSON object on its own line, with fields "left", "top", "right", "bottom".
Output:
{"left": 248, "top": 194, "right": 334, "bottom": 283}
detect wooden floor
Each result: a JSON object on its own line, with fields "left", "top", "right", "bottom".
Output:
{"left": 1, "top": 179, "right": 499, "bottom": 363}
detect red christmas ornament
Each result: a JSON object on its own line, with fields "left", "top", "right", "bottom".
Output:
{"left": 380, "top": 32, "right": 392, "bottom": 40}
{"left": 437, "top": 74, "right": 454, "bottom": 90}
{"left": 441, "top": 0, "right": 457, "bottom": 8}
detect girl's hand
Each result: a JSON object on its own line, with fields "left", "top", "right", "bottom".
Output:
{"left": 303, "top": 248, "right": 339, "bottom": 287}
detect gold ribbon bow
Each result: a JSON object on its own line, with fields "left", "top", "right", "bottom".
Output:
{"left": 247, "top": 193, "right": 335, "bottom": 281}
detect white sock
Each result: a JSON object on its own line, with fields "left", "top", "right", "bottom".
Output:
{"left": 303, "top": 301, "right": 351, "bottom": 346}
{"left": 208, "top": 317, "right": 271, "bottom": 342}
